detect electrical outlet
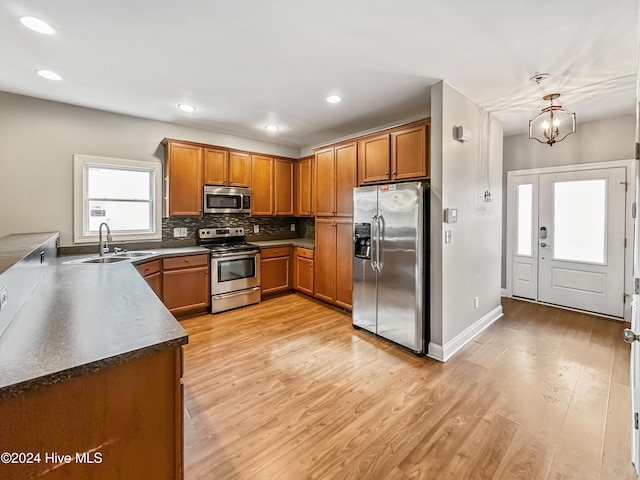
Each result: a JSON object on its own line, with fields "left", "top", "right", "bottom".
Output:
{"left": 474, "top": 296, "right": 479, "bottom": 309}
{"left": 0, "top": 286, "right": 7, "bottom": 312}
{"left": 181, "top": 227, "right": 188, "bottom": 237}
{"left": 253, "top": 225, "right": 259, "bottom": 234}
{"left": 290, "top": 224, "right": 296, "bottom": 232}
{"left": 173, "top": 228, "right": 181, "bottom": 238}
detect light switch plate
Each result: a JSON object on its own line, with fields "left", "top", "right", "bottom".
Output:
{"left": 290, "top": 224, "right": 296, "bottom": 232}
{"left": 0, "top": 286, "right": 7, "bottom": 312}
{"left": 173, "top": 228, "right": 181, "bottom": 238}
{"left": 181, "top": 227, "right": 188, "bottom": 237}
{"left": 444, "top": 208, "right": 458, "bottom": 223}
{"left": 253, "top": 225, "right": 260, "bottom": 234}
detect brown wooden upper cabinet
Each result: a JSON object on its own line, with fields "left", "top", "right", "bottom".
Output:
{"left": 314, "top": 142, "right": 357, "bottom": 217}
{"left": 295, "top": 156, "right": 313, "bottom": 217}
{"left": 358, "top": 123, "right": 429, "bottom": 185}
{"left": 204, "top": 149, "right": 251, "bottom": 187}
{"left": 251, "top": 155, "right": 294, "bottom": 216}
{"left": 164, "top": 141, "right": 203, "bottom": 216}
{"left": 274, "top": 158, "right": 294, "bottom": 216}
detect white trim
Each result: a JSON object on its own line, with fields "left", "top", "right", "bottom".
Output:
{"left": 501, "top": 288, "right": 508, "bottom": 297}
{"left": 427, "top": 305, "right": 504, "bottom": 362}
{"left": 427, "top": 343, "right": 444, "bottom": 362}
{"left": 73, "top": 154, "right": 163, "bottom": 244}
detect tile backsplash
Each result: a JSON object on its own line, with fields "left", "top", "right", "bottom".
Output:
{"left": 59, "top": 215, "right": 316, "bottom": 255}
{"left": 163, "top": 215, "right": 315, "bottom": 243}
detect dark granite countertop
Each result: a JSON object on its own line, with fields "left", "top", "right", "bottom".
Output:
{"left": 0, "top": 232, "right": 60, "bottom": 275}
{"left": 252, "top": 238, "right": 315, "bottom": 249}
{"left": 59, "top": 246, "right": 210, "bottom": 265}
{"left": 0, "top": 246, "right": 197, "bottom": 400}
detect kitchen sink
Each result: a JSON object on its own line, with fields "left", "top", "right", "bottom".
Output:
{"left": 65, "top": 251, "right": 159, "bottom": 264}
{"left": 80, "top": 256, "right": 131, "bottom": 264}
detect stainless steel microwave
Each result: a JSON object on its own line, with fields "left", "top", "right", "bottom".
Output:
{"left": 203, "top": 186, "right": 251, "bottom": 214}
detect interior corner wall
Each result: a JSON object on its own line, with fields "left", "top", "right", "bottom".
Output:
{"left": 501, "top": 113, "right": 635, "bottom": 288}
{"left": 430, "top": 81, "right": 504, "bottom": 354}
{"left": 0, "top": 92, "right": 299, "bottom": 246}
{"left": 429, "top": 82, "right": 444, "bottom": 348}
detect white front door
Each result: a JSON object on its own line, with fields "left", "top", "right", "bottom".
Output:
{"left": 537, "top": 167, "right": 627, "bottom": 317}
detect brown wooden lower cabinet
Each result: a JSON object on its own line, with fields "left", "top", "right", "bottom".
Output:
{"left": 260, "top": 247, "right": 292, "bottom": 295}
{"left": 315, "top": 218, "right": 353, "bottom": 309}
{"left": 294, "top": 247, "right": 314, "bottom": 296}
{"left": 0, "top": 347, "right": 184, "bottom": 480}
{"left": 162, "top": 254, "right": 210, "bottom": 317}
{"left": 135, "top": 259, "right": 162, "bottom": 298}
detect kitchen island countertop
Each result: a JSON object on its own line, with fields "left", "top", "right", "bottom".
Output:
{"left": 0, "top": 244, "right": 199, "bottom": 400}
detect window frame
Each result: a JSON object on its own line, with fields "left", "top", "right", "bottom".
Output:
{"left": 73, "top": 154, "right": 163, "bottom": 244}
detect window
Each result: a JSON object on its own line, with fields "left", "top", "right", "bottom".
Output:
{"left": 553, "top": 178, "right": 606, "bottom": 264}
{"left": 74, "top": 154, "right": 163, "bottom": 243}
{"left": 516, "top": 183, "right": 533, "bottom": 256}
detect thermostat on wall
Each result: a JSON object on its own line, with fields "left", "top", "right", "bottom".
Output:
{"left": 444, "top": 208, "right": 458, "bottom": 223}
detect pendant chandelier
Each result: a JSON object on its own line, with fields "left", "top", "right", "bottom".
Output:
{"left": 528, "top": 93, "right": 576, "bottom": 146}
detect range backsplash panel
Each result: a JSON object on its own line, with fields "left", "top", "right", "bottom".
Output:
{"left": 162, "top": 215, "right": 306, "bottom": 242}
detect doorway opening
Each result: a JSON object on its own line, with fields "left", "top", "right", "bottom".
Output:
{"left": 506, "top": 160, "right": 635, "bottom": 320}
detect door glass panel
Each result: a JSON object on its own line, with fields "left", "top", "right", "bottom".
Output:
{"left": 517, "top": 184, "right": 533, "bottom": 256}
{"left": 218, "top": 257, "right": 256, "bottom": 282}
{"left": 553, "top": 179, "right": 606, "bottom": 263}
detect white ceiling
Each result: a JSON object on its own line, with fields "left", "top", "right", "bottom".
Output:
{"left": 1, "top": 0, "right": 638, "bottom": 150}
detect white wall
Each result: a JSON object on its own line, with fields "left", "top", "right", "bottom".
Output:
{"left": 0, "top": 92, "right": 299, "bottom": 246}
{"left": 429, "top": 81, "right": 504, "bottom": 359}
{"left": 501, "top": 113, "right": 635, "bottom": 287}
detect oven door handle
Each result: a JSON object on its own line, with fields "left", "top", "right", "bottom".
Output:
{"left": 211, "top": 251, "right": 260, "bottom": 260}
{"left": 212, "top": 287, "right": 261, "bottom": 299}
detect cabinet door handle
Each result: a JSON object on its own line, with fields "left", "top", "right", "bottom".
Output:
{"left": 185, "top": 259, "right": 189, "bottom": 263}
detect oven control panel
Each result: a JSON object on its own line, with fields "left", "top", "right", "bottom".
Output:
{"left": 198, "top": 227, "right": 245, "bottom": 239}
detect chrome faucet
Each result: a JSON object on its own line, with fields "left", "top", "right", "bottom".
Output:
{"left": 98, "top": 222, "right": 113, "bottom": 256}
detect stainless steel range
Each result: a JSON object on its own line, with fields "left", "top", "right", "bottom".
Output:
{"left": 197, "top": 227, "right": 261, "bottom": 313}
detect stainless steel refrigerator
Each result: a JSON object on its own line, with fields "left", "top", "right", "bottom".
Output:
{"left": 352, "top": 181, "right": 429, "bottom": 355}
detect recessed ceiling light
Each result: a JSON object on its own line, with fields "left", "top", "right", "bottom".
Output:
{"left": 177, "top": 104, "right": 196, "bottom": 112}
{"left": 326, "top": 95, "right": 342, "bottom": 104}
{"left": 20, "top": 16, "right": 57, "bottom": 34}
{"left": 265, "top": 125, "right": 279, "bottom": 132}
{"left": 36, "top": 70, "right": 62, "bottom": 81}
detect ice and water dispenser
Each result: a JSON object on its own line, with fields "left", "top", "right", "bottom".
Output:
{"left": 354, "top": 223, "right": 371, "bottom": 259}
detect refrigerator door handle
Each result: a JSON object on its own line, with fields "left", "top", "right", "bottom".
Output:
{"left": 377, "top": 214, "right": 384, "bottom": 272}
{"left": 370, "top": 214, "right": 378, "bottom": 271}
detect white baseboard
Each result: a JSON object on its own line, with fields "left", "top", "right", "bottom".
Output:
{"left": 427, "top": 343, "right": 444, "bottom": 362}
{"left": 427, "top": 305, "right": 504, "bottom": 363}
{"left": 501, "top": 288, "right": 508, "bottom": 297}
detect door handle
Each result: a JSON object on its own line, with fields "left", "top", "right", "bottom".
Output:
{"left": 624, "top": 328, "right": 640, "bottom": 343}
{"left": 540, "top": 242, "right": 551, "bottom": 248}
{"left": 377, "top": 214, "right": 384, "bottom": 272}
{"left": 370, "top": 214, "right": 378, "bottom": 272}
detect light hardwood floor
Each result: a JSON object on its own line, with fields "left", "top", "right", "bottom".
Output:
{"left": 180, "top": 294, "right": 637, "bottom": 480}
